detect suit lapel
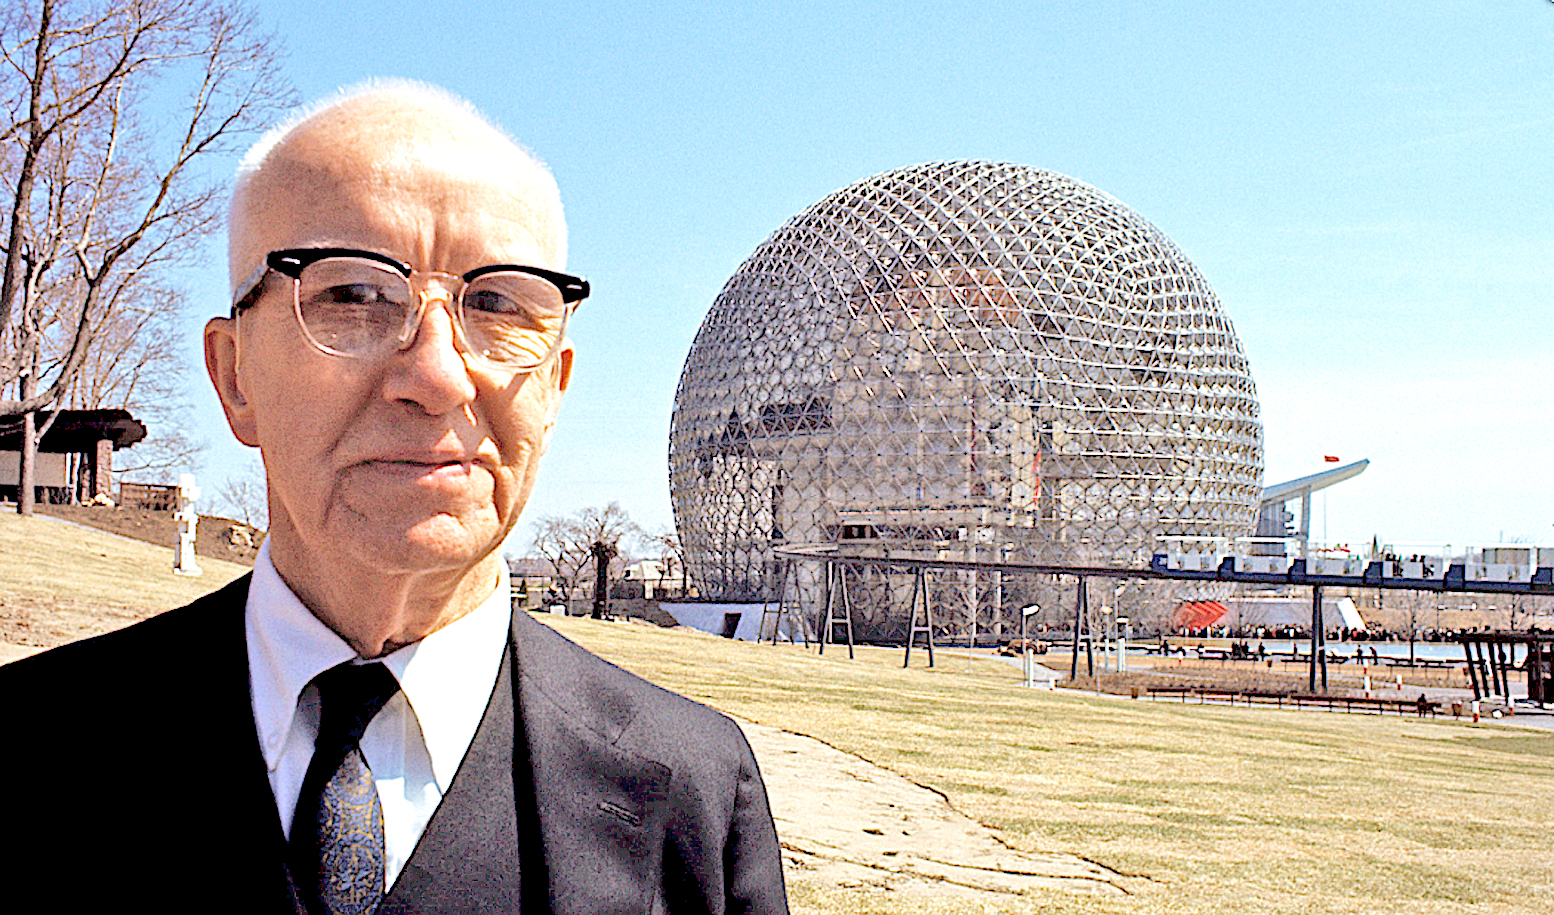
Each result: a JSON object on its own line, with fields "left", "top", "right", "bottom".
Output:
{"left": 380, "top": 643, "right": 523, "bottom": 914}
{"left": 167, "top": 575, "right": 302, "bottom": 910}
{"left": 512, "top": 611, "right": 674, "bottom": 915}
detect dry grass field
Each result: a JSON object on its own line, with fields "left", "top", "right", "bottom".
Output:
{"left": 540, "top": 616, "right": 1554, "bottom": 915}
{"left": 0, "top": 509, "right": 249, "bottom": 650}
{"left": 2, "top": 509, "right": 1550, "bottom": 914}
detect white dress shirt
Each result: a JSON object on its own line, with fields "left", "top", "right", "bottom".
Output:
{"left": 245, "top": 540, "right": 511, "bottom": 889}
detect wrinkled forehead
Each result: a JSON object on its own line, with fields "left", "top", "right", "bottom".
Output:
{"left": 229, "top": 96, "right": 564, "bottom": 294}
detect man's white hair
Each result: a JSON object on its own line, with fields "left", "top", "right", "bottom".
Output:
{"left": 229, "top": 79, "right": 567, "bottom": 292}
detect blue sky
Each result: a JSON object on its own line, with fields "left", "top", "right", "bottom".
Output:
{"left": 181, "top": 0, "right": 1554, "bottom": 553}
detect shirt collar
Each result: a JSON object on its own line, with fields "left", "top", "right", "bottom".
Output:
{"left": 245, "top": 539, "right": 512, "bottom": 787}
{"left": 388, "top": 561, "right": 511, "bottom": 788}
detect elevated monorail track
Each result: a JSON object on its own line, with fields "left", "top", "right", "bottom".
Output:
{"left": 768, "top": 542, "right": 1554, "bottom": 692}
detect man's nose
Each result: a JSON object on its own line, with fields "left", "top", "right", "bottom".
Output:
{"left": 382, "top": 290, "right": 477, "bottom": 414}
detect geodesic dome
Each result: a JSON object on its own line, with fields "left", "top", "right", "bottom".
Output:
{"left": 669, "top": 161, "right": 1263, "bottom": 633}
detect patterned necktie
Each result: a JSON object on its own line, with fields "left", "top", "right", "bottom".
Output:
{"left": 291, "top": 662, "right": 401, "bottom": 915}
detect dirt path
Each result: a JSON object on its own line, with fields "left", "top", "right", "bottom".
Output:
{"left": 741, "top": 719, "right": 1127, "bottom": 899}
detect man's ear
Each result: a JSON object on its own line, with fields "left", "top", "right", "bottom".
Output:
{"left": 204, "top": 317, "right": 260, "bottom": 447}
{"left": 540, "top": 341, "right": 574, "bottom": 454}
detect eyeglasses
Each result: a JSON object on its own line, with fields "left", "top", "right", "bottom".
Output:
{"left": 231, "top": 247, "right": 589, "bottom": 372}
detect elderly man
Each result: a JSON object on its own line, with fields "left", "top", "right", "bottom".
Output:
{"left": 0, "top": 84, "right": 788, "bottom": 914}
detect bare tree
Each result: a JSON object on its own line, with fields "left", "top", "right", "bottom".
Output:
{"left": 1393, "top": 587, "right": 1438, "bottom": 664}
{"left": 528, "top": 503, "right": 640, "bottom": 606}
{"left": 0, "top": 0, "right": 292, "bottom": 514}
{"left": 58, "top": 278, "right": 202, "bottom": 478}
{"left": 213, "top": 455, "right": 265, "bottom": 530}
{"left": 528, "top": 516, "right": 590, "bottom": 605}
{"left": 1529, "top": 594, "right": 1554, "bottom": 630}
{"left": 642, "top": 525, "right": 686, "bottom": 597}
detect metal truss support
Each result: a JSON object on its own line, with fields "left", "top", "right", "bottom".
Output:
{"left": 1069, "top": 575, "right": 1094, "bottom": 679}
{"left": 1458, "top": 633, "right": 1550, "bottom": 704}
{"left": 1308, "top": 584, "right": 1328, "bottom": 692}
{"left": 1464, "top": 640, "right": 1484, "bottom": 700}
{"left": 903, "top": 568, "right": 936, "bottom": 668}
{"left": 1464, "top": 639, "right": 1514, "bottom": 700}
{"left": 818, "top": 560, "right": 856, "bottom": 658}
{"left": 1464, "top": 639, "right": 1507, "bottom": 701}
{"left": 762, "top": 558, "right": 810, "bottom": 647}
{"left": 1496, "top": 644, "right": 1513, "bottom": 697}
{"left": 762, "top": 558, "right": 786, "bottom": 645}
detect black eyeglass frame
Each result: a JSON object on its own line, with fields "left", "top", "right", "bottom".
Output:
{"left": 231, "top": 247, "right": 590, "bottom": 315}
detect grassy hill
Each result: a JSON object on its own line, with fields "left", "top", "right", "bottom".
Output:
{"left": 0, "top": 509, "right": 249, "bottom": 652}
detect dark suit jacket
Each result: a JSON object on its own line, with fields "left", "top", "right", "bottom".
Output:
{"left": 0, "top": 575, "right": 788, "bottom": 914}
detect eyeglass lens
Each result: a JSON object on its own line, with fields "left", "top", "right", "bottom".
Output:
{"left": 294, "top": 257, "right": 568, "bottom": 368}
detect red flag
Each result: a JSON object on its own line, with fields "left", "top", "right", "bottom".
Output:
{"left": 1324, "top": 455, "right": 1340, "bottom": 462}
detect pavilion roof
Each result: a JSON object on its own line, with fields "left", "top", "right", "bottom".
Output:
{"left": 0, "top": 409, "right": 146, "bottom": 452}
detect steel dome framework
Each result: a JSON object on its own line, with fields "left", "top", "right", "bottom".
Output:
{"left": 670, "top": 162, "right": 1263, "bottom": 639}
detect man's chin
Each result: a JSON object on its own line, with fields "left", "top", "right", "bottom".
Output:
{"left": 335, "top": 512, "right": 506, "bottom": 576}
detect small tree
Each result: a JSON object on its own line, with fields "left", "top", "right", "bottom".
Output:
{"left": 213, "top": 456, "right": 265, "bottom": 530}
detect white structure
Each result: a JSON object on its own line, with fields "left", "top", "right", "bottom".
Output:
{"left": 173, "top": 473, "right": 201, "bottom": 576}
{"left": 670, "top": 161, "right": 1263, "bottom": 639}
{"left": 659, "top": 602, "right": 770, "bottom": 641}
{"left": 1255, "top": 459, "right": 1369, "bottom": 549}
{"left": 1220, "top": 595, "right": 1366, "bottom": 630}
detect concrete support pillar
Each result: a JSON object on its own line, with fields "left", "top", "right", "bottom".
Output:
{"left": 89, "top": 438, "right": 113, "bottom": 501}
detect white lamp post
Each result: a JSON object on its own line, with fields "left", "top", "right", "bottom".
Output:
{"left": 1021, "top": 604, "right": 1041, "bottom": 687}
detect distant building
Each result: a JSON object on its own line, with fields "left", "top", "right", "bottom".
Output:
{"left": 620, "top": 559, "right": 690, "bottom": 599}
